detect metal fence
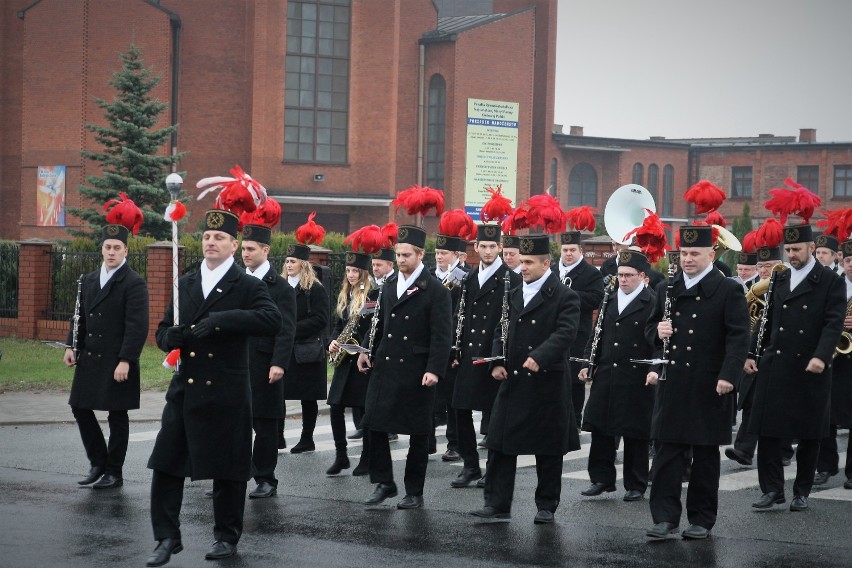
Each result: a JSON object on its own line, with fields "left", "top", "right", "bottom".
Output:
{"left": 0, "top": 242, "right": 18, "bottom": 318}
{"left": 48, "top": 249, "right": 148, "bottom": 321}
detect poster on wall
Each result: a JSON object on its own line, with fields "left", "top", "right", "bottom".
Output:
{"left": 463, "top": 98, "right": 519, "bottom": 220}
{"left": 37, "top": 166, "right": 66, "bottom": 227}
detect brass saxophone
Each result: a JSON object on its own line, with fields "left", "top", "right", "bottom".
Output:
{"left": 834, "top": 297, "right": 852, "bottom": 358}
{"left": 328, "top": 309, "right": 362, "bottom": 367}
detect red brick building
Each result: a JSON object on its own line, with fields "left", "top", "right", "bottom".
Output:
{"left": 0, "top": 0, "right": 559, "bottom": 240}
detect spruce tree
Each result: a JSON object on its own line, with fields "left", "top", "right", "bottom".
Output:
{"left": 70, "top": 45, "right": 185, "bottom": 240}
{"left": 731, "top": 202, "right": 754, "bottom": 241}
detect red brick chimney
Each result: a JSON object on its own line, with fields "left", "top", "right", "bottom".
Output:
{"left": 799, "top": 128, "right": 816, "bottom": 143}
{"left": 569, "top": 125, "right": 584, "bottom": 136}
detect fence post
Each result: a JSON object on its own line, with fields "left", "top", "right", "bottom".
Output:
{"left": 15, "top": 239, "right": 54, "bottom": 340}
{"left": 146, "top": 241, "right": 183, "bottom": 345}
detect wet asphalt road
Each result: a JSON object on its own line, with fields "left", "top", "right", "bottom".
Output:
{"left": 1, "top": 417, "right": 850, "bottom": 568}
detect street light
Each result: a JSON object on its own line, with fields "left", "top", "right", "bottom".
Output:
{"left": 165, "top": 173, "right": 183, "bottom": 200}
{"left": 164, "top": 172, "right": 184, "bottom": 371}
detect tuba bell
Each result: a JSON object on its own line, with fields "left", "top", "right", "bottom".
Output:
{"left": 712, "top": 225, "right": 742, "bottom": 253}
{"left": 604, "top": 184, "right": 656, "bottom": 244}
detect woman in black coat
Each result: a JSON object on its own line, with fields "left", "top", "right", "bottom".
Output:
{"left": 282, "top": 243, "right": 330, "bottom": 453}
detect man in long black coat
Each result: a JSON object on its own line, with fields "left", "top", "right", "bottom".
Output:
{"left": 472, "top": 235, "right": 581, "bottom": 524}
{"left": 747, "top": 225, "right": 845, "bottom": 511}
{"left": 146, "top": 210, "right": 281, "bottom": 566}
{"left": 64, "top": 222, "right": 149, "bottom": 489}
{"left": 358, "top": 225, "right": 452, "bottom": 509}
{"left": 241, "top": 224, "right": 296, "bottom": 499}
{"left": 644, "top": 225, "right": 749, "bottom": 541}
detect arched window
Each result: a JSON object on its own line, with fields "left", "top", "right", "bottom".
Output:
{"left": 647, "top": 164, "right": 659, "bottom": 202}
{"left": 632, "top": 163, "right": 644, "bottom": 185}
{"left": 568, "top": 163, "right": 597, "bottom": 207}
{"left": 662, "top": 165, "right": 674, "bottom": 217}
{"left": 425, "top": 74, "right": 446, "bottom": 189}
{"left": 550, "top": 158, "right": 558, "bottom": 196}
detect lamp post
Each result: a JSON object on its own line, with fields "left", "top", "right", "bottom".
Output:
{"left": 165, "top": 173, "right": 183, "bottom": 369}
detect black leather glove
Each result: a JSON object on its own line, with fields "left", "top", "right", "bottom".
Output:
{"left": 190, "top": 316, "right": 217, "bottom": 339}
{"left": 164, "top": 325, "right": 186, "bottom": 349}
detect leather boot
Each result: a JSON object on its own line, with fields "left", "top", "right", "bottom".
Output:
{"left": 326, "top": 450, "right": 351, "bottom": 475}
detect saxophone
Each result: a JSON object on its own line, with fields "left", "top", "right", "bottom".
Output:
{"left": 328, "top": 308, "right": 362, "bottom": 367}
{"left": 834, "top": 297, "right": 852, "bottom": 358}
{"left": 570, "top": 275, "right": 615, "bottom": 376}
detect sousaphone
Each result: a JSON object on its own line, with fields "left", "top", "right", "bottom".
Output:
{"left": 604, "top": 184, "right": 656, "bottom": 244}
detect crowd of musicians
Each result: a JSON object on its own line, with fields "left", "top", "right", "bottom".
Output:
{"left": 62, "top": 179, "right": 852, "bottom": 565}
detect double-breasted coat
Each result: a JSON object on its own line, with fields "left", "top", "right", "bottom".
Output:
{"left": 452, "top": 262, "right": 522, "bottom": 411}
{"left": 552, "top": 259, "right": 604, "bottom": 385}
{"left": 747, "top": 263, "right": 845, "bottom": 440}
{"left": 327, "top": 288, "right": 378, "bottom": 408}
{"left": 830, "top": 351, "right": 852, "bottom": 427}
{"left": 148, "top": 264, "right": 281, "bottom": 481}
{"left": 432, "top": 264, "right": 470, "bottom": 405}
{"left": 362, "top": 268, "right": 452, "bottom": 435}
{"left": 645, "top": 269, "right": 749, "bottom": 446}
{"left": 282, "top": 281, "right": 330, "bottom": 401}
{"left": 248, "top": 268, "right": 296, "bottom": 419}
{"left": 581, "top": 285, "right": 656, "bottom": 439}
{"left": 486, "top": 272, "right": 582, "bottom": 456}
{"left": 67, "top": 263, "right": 149, "bottom": 411}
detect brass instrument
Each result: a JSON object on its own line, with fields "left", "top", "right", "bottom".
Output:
{"left": 441, "top": 265, "right": 466, "bottom": 290}
{"left": 328, "top": 310, "right": 362, "bottom": 367}
{"left": 570, "top": 274, "right": 615, "bottom": 376}
{"left": 746, "top": 264, "right": 787, "bottom": 332}
{"left": 834, "top": 298, "right": 852, "bottom": 358}
{"left": 70, "top": 273, "right": 83, "bottom": 363}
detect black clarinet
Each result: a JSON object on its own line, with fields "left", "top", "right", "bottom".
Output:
{"left": 570, "top": 274, "right": 615, "bottom": 377}
{"left": 631, "top": 263, "right": 676, "bottom": 379}
{"left": 473, "top": 271, "right": 511, "bottom": 366}
{"left": 71, "top": 273, "right": 83, "bottom": 363}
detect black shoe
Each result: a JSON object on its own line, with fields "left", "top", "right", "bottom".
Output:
{"left": 248, "top": 481, "right": 277, "bottom": 499}
{"left": 533, "top": 510, "right": 554, "bottom": 524}
{"left": 580, "top": 482, "right": 616, "bottom": 496}
{"left": 682, "top": 524, "right": 710, "bottom": 539}
{"left": 476, "top": 474, "right": 486, "bottom": 488}
{"left": 397, "top": 495, "right": 424, "bottom": 509}
{"left": 326, "top": 453, "right": 351, "bottom": 475}
{"left": 646, "top": 522, "right": 678, "bottom": 540}
{"left": 451, "top": 468, "right": 482, "bottom": 488}
{"left": 725, "top": 447, "right": 753, "bottom": 467}
{"left": 470, "top": 506, "right": 511, "bottom": 520}
{"left": 352, "top": 461, "right": 369, "bottom": 476}
{"left": 442, "top": 449, "right": 461, "bottom": 462}
{"left": 781, "top": 457, "right": 792, "bottom": 467}
{"left": 752, "top": 492, "right": 785, "bottom": 509}
{"left": 623, "top": 490, "right": 644, "bottom": 502}
{"left": 790, "top": 495, "right": 809, "bottom": 511}
{"left": 204, "top": 488, "right": 214, "bottom": 497}
{"left": 347, "top": 429, "right": 364, "bottom": 440}
{"left": 477, "top": 436, "right": 487, "bottom": 448}
{"left": 290, "top": 440, "right": 315, "bottom": 454}
{"left": 388, "top": 433, "right": 399, "bottom": 442}
{"left": 812, "top": 471, "right": 832, "bottom": 485}
{"left": 92, "top": 473, "right": 123, "bottom": 489}
{"left": 205, "top": 540, "right": 237, "bottom": 560}
{"left": 845, "top": 478, "right": 852, "bottom": 490}
{"left": 78, "top": 466, "right": 105, "bottom": 485}
{"left": 146, "top": 538, "right": 183, "bottom": 567}
{"left": 364, "top": 483, "right": 398, "bottom": 505}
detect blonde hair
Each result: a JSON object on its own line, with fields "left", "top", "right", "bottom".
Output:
{"left": 282, "top": 259, "right": 321, "bottom": 290}
{"left": 335, "top": 269, "right": 373, "bottom": 319}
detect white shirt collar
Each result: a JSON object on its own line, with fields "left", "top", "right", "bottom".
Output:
{"left": 617, "top": 284, "right": 643, "bottom": 313}
{"left": 512, "top": 265, "right": 522, "bottom": 274}
{"left": 682, "top": 262, "right": 715, "bottom": 290}
{"left": 287, "top": 275, "right": 300, "bottom": 288}
{"left": 560, "top": 258, "right": 582, "bottom": 277}
{"left": 522, "top": 271, "right": 549, "bottom": 307}
{"left": 478, "top": 256, "right": 503, "bottom": 287}
{"left": 99, "top": 258, "right": 126, "bottom": 288}
{"left": 397, "top": 263, "right": 425, "bottom": 298}
{"left": 378, "top": 269, "right": 394, "bottom": 286}
{"left": 434, "top": 260, "right": 459, "bottom": 280}
{"left": 200, "top": 256, "right": 234, "bottom": 299}
{"left": 789, "top": 257, "right": 816, "bottom": 291}
{"left": 245, "top": 260, "right": 270, "bottom": 280}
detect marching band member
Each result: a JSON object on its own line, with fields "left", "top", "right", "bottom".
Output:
{"left": 814, "top": 233, "right": 843, "bottom": 276}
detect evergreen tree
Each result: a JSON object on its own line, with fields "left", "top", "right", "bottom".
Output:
{"left": 70, "top": 45, "right": 185, "bottom": 240}
{"left": 731, "top": 202, "right": 754, "bottom": 242}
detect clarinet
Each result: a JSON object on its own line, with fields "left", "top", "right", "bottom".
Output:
{"left": 473, "top": 271, "right": 511, "bottom": 365}
{"left": 366, "top": 275, "right": 386, "bottom": 362}
{"left": 570, "top": 275, "right": 615, "bottom": 377}
{"left": 71, "top": 273, "right": 83, "bottom": 363}
{"left": 451, "top": 277, "right": 467, "bottom": 360}
{"left": 630, "top": 263, "right": 676, "bottom": 379}
{"left": 751, "top": 264, "right": 785, "bottom": 365}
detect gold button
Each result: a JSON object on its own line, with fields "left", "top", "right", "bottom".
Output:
{"left": 189, "top": 352, "right": 196, "bottom": 357}
{"left": 188, "top": 378, "right": 194, "bottom": 384}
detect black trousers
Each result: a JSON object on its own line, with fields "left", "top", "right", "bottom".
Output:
{"left": 298, "top": 400, "right": 318, "bottom": 441}
{"left": 352, "top": 406, "right": 365, "bottom": 429}
{"left": 368, "top": 429, "right": 428, "bottom": 496}
{"left": 758, "top": 436, "right": 820, "bottom": 497}
{"left": 570, "top": 381, "right": 585, "bottom": 429}
{"left": 150, "top": 470, "right": 247, "bottom": 544}
{"left": 252, "top": 417, "right": 279, "bottom": 486}
{"left": 331, "top": 404, "right": 364, "bottom": 451}
{"left": 456, "top": 409, "right": 482, "bottom": 470}
{"left": 816, "top": 424, "right": 851, "bottom": 477}
{"left": 480, "top": 409, "right": 491, "bottom": 435}
{"left": 431, "top": 404, "right": 459, "bottom": 452}
{"left": 588, "top": 432, "right": 649, "bottom": 492}
{"left": 483, "top": 449, "right": 563, "bottom": 513}
{"left": 71, "top": 406, "right": 129, "bottom": 476}
{"left": 650, "top": 443, "right": 720, "bottom": 530}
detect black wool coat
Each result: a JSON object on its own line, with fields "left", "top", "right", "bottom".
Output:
{"left": 830, "top": 351, "right": 852, "bottom": 427}
{"left": 581, "top": 286, "right": 656, "bottom": 439}
{"left": 552, "top": 259, "right": 604, "bottom": 385}
{"left": 486, "top": 272, "right": 582, "bottom": 456}
{"left": 362, "top": 268, "right": 453, "bottom": 435}
{"left": 68, "top": 263, "right": 149, "bottom": 411}
{"left": 148, "top": 264, "right": 281, "bottom": 481}
{"left": 248, "top": 269, "right": 296, "bottom": 419}
{"left": 747, "top": 263, "right": 845, "bottom": 439}
{"left": 431, "top": 264, "right": 470, "bottom": 405}
{"left": 452, "top": 262, "right": 522, "bottom": 411}
{"left": 327, "top": 288, "right": 378, "bottom": 408}
{"left": 645, "top": 269, "right": 749, "bottom": 446}
{"left": 282, "top": 282, "right": 330, "bottom": 401}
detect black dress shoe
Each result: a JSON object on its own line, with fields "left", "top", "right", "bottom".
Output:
{"left": 724, "top": 447, "right": 753, "bottom": 466}
{"left": 812, "top": 471, "right": 831, "bottom": 485}
{"left": 347, "top": 429, "right": 364, "bottom": 440}
{"left": 580, "top": 482, "right": 616, "bottom": 496}
{"left": 364, "top": 483, "right": 398, "bottom": 505}
{"left": 844, "top": 478, "right": 852, "bottom": 490}
{"left": 623, "top": 490, "right": 644, "bottom": 502}
{"left": 352, "top": 461, "right": 369, "bottom": 476}
{"left": 451, "top": 468, "right": 482, "bottom": 488}
{"left": 205, "top": 540, "right": 237, "bottom": 560}
{"left": 146, "top": 538, "right": 183, "bottom": 567}
{"left": 290, "top": 440, "right": 315, "bottom": 454}
{"left": 92, "top": 473, "right": 123, "bottom": 489}
{"left": 682, "top": 524, "right": 710, "bottom": 539}
{"left": 248, "top": 481, "right": 277, "bottom": 499}
{"left": 326, "top": 453, "right": 351, "bottom": 475}
{"left": 442, "top": 449, "right": 461, "bottom": 462}
{"left": 752, "top": 492, "right": 785, "bottom": 509}
{"left": 789, "top": 495, "right": 809, "bottom": 511}
{"left": 204, "top": 488, "right": 214, "bottom": 497}
{"left": 646, "top": 522, "right": 679, "bottom": 540}
{"left": 476, "top": 475, "right": 486, "bottom": 488}
{"left": 78, "top": 466, "right": 105, "bottom": 485}
{"left": 533, "top": 510, "right": 554, "bottom": 524}
{"left": 470, "top": 506, "right": 511, "bottom": 519}
{"left": 397, "top": 495, "right": 424, "bottom": 509}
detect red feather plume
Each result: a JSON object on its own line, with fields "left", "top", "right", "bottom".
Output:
{"left": 564, "top": 205, "right": 598, "bottom": 232}
{"left": 380, "top": 222, "right": 398, "bottom": 248}
{"left": 239, "top": 198, "right": 281, "bottom": 228}
{"left": 673, "top": 231, "right": 680, "bottom": 250}
{"left": 345, "top": 225, "right": 384, "bottom": 255}
{"left": 684, "top": 180, "right": 726, "bottom": 215}
{"left": 501, "top": 206, "right": 529, "bottom": 235}
{"left": 197, "top": 164, "right": 268, "bottom": 219}
{"left": 295, "top": 212, "right": 325, "bottom": 245}
{"left": 765, "top": 178, "right": 821, "bottom": 224}
{"left": 524, "top": 194, "right": 564, "bottom": 234}
{"left": 741, "top": 230, "right": 758, "bottom": 253}
{"left": 817, "top": 207, "right": 852, "bottom": 242}
{"left": 622, "top": 210, "right": 669, "bottom": 263}
{"left": 438, "top": 209, "right": 477, "bottom": 240}
{"left": 480, "top": 184, "right": 513, "bottom": 223}
{"left": 391, "top": 184, "right": 445, "bottom": 217}
{"left": 704, "top": 210, "right": 727, "bottom": 228}
{"left": 692, "top": 220, "right": 720, "bottom": 246}
{"left": 755, "top": 218, "right": 784, "bottom": 249}
{"left": 103, "top": 192, "right": 144, "bottom": 235}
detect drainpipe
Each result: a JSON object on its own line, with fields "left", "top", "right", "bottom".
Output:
{"left": 417, "top": 44, "right": 425, "bottom": 186}
{"left": 168, "top": 13, "right": 181, "bottom": 170}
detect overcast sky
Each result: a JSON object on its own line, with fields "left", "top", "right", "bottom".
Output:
{"left": 554, "top": 0, "right": 852, "bottom": 142}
